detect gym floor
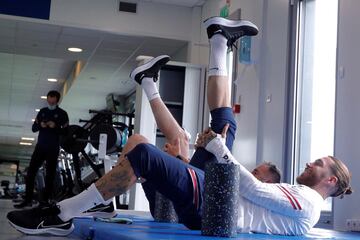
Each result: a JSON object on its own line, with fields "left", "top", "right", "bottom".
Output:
{"left": 0, "top": 199, "right": 79, "bottom": 240}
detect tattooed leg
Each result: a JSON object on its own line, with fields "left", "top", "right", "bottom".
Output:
{"left": 57, "top": 160, "right": 138, "bottom": 221}
{"left": 95, "top": 133, "right": 150, "bottom": 200}
{"left": 95, "top": 157, "right": 137, "bottom": 200}
{"left": 56, "top": 134, "right": 149, "bottom": 221}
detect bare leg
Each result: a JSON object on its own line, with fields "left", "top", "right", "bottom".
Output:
{"left": 95, "top": 158, "right": 136, "bottom": 200}
{"left": 190, "top": 17, "right": 259, "bottom": 171}
{"left": 130, "top": 56, "right": 189, "bottom": 158}
{"left": 207, "top": 76, "right": 231, "bottom": 111}
{"left": 150, "top": 98, "right": 189, "bottom": 158}
{"left": 205, "top": 17, "right": 258, "bottom": 111}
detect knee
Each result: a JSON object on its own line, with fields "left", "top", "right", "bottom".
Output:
{"left": 117, "top": 134, "right": 149, "bottom": 164}
{"left": 127, "top": 134, "right": 149, "bottom": 145}
{"left": 168, "top": 128, "right": 190, "bottom": 146}
{"left": 122, "top": 134, "right": 149, "bottom": 154}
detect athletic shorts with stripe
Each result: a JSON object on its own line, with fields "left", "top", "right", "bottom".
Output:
{"left": 127, "top": 107, "right": 236, "bottom": 229}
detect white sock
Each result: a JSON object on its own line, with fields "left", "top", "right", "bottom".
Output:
{"left": 208, "top": 34, "right": 228, "bottom": 77}
{"left": 142, "top": 77, "right": 160, "bottom": 101}
{"left": 57, "top": 183, "right": 112, "bottom": 221}
{"left": 205, "top": 135, "right": 240, "bottom": 165}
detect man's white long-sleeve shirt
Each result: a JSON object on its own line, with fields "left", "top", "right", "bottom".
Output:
{"left": 237, "top": 164, "right": 324, "bottom": 235}
{"left": 206, "top": 137, "right": 324, "bottom": 235}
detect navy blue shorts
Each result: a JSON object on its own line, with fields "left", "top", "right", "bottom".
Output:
{"left": 190, "top": 107, "right": 236, "bottom": 170}
{"left": 127, "top": 143, "right": 204, "bottom": 229}
{"left": 127, "top": 107, "right": 236, "bottom": 229}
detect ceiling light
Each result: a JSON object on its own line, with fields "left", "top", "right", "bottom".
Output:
{"left": 35, "top": 109, "right": 40, "bottom": 112}
{"left": 41, "top": 96, "right": 47, "bottom": 99}
{"left": 21, "top": 137, "right": 35, "bottom": 141}
{"left": 68, "top": 47, "right": 83, "bottom": 52}
{"left": 136, "top": 55, "right": 152, "bottom": 62}
{"left": 47, "top": 78, "right": 58, "bottom": 82}
{"left": 10, "top": 164, "right": 18, "bottom": 170}
{"left": 19, "top": 142, "right": 32, "bottom": 146}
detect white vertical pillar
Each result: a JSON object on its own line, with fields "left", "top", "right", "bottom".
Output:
{"left": 99, "top": 133, "right": 116, "bottom": 206}
{"left": 128, "top": 56, "right": 156, "bottom": 211}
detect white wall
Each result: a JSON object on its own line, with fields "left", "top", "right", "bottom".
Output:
{"left": 254, "top": 0, "right": 290, "bottom": 172}
{"left": 333, "top": 0, "right": 360, "bottom": 231}
{"left": 50, "top": 0, "right": 194, "bottom": 41}
{"left": 228, "top": 0, "right": 264, "bottom": 171}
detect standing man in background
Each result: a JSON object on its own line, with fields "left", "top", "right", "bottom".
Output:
{"left": 14, "top": 90, "right": 69, "bottom": 208}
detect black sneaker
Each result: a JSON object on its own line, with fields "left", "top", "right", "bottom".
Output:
{"left": 13, "top": 200, "right": 33, "bottom": 209}
{"left": 130, "top": 55, "right": 170, "bottom": 84}
{"left": 77, "top": 202, "right": 117, "bottom": 218}
{"left": 204, "top": 16, "right": 259, "bottom": 48}
{"left": 7, "top": 204, "right": 74, "bottom": 236}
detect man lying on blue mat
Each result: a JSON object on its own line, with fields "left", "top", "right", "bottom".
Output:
{"left": 128, "top": 34, "right": 281, "bottom": 217}
{"left": 7, "top": 17, "right": 352, "bottom": 236}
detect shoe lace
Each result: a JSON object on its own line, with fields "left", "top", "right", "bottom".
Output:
{"left": 227, "top": 32, "right": 243, "bottom": 51}
{"left": 229, "top": 41, "right": 238, "bottom": 52}
{"left": 153, "top": 72, "right": 159, "bottom": 82}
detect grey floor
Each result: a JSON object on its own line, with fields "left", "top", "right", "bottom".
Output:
{"left": 0, "top": 199, "right": 78, "bottom": 240}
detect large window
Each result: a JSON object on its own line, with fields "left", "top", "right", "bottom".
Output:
{"left": 291, "top": 0, "right": 338, "bottom": 212}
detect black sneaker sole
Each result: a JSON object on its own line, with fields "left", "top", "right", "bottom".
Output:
{"left": 204, "top": 16, "right": 259, "bottom": 38}
{"left": 204, "top": 16, "right": 258, "bottom": 32}
{"left": 130, "top": 55, "right": 170, "bottom": 84}
{"left": 8, "top": 220, "right": 74, "bottom": 236}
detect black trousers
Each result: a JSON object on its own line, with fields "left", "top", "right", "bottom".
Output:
{"left": 25, "top": 144, "right": 59, "bottom": 202}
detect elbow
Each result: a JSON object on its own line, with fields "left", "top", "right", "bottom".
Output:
{"left": 295, "top": 224, "right": 311, "bottom": 236}
{"left": 292, "top": 218, "right": 313, "bottom": 236}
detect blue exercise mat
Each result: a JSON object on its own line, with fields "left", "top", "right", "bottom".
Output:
{"left": 71, "top": 213, "right": 360, "bottom": 240}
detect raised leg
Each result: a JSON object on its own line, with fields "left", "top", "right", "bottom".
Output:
{"left": 189, "top": 17, "right": 259, "bottom": 170}
{"left": 130, "top": 55, "right": 190, "bottom": 158}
